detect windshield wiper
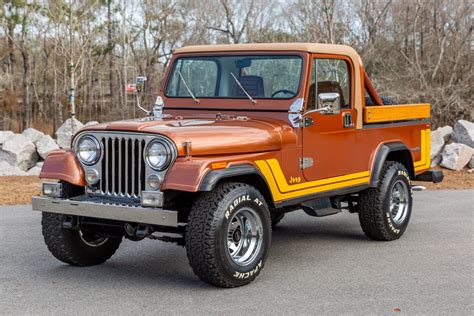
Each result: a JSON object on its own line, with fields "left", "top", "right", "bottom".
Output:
{"left": 177, "top": 70, "right": 199, "bottom": 103}
{"left": 230, "top": 72, "right": 257, "bottom": 104}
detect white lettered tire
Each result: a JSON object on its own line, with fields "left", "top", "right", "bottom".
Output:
{"left": 358, "top": 161, "right": 413, "bottom": 241}
{"left": 185, "top": 182, "right": 271, "bottom": 287}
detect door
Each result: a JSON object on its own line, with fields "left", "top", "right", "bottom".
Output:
{"left": 302, "top": 56, "right": 358, "bottom": 181}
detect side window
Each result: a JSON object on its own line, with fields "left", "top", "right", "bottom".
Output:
{"left": 307, "top": 58, "right": 351, "bottom": 111}
{"left": 166, "top": 59, "right": 218, "bottom": 97}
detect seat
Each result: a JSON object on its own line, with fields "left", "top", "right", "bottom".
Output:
{"left": 307, "top": 81, "right": 346, "bottom": 110}
{"left": 232, "top": 75, "right": 265, "bottom": 97}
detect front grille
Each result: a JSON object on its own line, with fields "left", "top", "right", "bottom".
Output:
{"left": 100, "top": 136, "right": 146, "bottom": 198}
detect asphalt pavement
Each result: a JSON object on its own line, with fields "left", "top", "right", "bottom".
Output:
{"left": 1, "top": 190, "right": 472, "bottom": 315}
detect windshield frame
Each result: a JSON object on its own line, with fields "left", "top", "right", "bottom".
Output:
{"left": 163, "top": 53, "right": 305, "bottom": 101}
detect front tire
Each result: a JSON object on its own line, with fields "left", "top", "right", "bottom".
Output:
{"left": 41, "top": 181, "right": 122, "bottom": 266}
{"left": 185, "top": 182, "right": 271, "bottom": 287}
{"left": 42, "top": 213, "right": 122, "bottom": 266}
{"left": 358, "top": 161, "right": 413, "bottom": 241}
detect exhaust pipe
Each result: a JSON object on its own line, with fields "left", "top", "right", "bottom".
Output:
{"left": 411, "top": 185, "right": 426, "bottom": 191}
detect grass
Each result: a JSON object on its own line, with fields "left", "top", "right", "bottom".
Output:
{"left": 0, "top": 168, "right": 472, "bottom": 205}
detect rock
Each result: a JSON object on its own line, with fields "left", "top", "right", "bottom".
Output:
{"left": 0, "top": 131, "right": 14, "bottom": 145}
{"left": 467, "top": 168, "right": 474, "bottom": 174}
{"left": 435, "top": 125, "right": 453, "bottom": 142}
{"left": 21, "top": 128, "right": 44, "bottom": 145}
{"left": 440, "top": 143, "right": 474, "bottom": 171}
{"left": 0, "top": 134, "right": 38, "bottom": 171}
{"left": 26, "top": 162, "right": 44, "bottom": 176}
{"left": 451, "top": 120, "right": 474, "bottom": 148}
{"left": 84, "top": 121, "right": 99, "bottom": 127}
{"left": 430, "top": 129, "right": 445, "bottom": 160}
{"left": 26, "top": 167, "right": 41, "bottom": 176}
{"left": 55, "top": 117, "right": 84, "bottom": 149}
{"left": 469, "top": 155, "right": 474, "bottom": 169}
{"left": 431, "top": 155, "right": 442, "bottom": 167}
{"left": 36, "top": 135, "right": 60, "bottom": 159}
{"left": 0, "top": 161, "right": 27, "bottom": 176}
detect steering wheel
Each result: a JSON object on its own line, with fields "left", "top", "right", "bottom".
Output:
{"left": 271, "top": 89, "right": 296, "bottom": 98}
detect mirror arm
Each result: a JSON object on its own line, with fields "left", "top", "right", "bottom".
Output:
{"left": 136, "top": 92, "right": 151, "bottom": 116}
{"left": 304, "top": 105, "right": 332, "bottom": 115}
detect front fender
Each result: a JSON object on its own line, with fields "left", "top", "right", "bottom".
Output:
{"left": 40, "top": 150, "right": 86, "bottom": 186}
{"left": 161, "top": 153, "right": 271, "bottom": 192}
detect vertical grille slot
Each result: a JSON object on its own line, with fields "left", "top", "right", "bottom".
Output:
{"left": 100, "top": 136, "right": 145, "bottom": 198}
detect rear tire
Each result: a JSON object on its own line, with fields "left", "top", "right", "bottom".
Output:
{"left": 185, "top": 182, "right": 271, "bottom": 288}
{"left": 358, "top": 161, "right": 412, "bottom": 241}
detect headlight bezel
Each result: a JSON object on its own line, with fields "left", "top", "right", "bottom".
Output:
{"left": 75, "top": 135, "right": 101, "bottom": 166}
{"left": 145, "top": 139, "right": 174, "bottom": 171}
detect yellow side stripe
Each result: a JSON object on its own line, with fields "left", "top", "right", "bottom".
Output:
{"left": 255, "top": 128, "right": 430, "bottom": 202}
{"left": 264, "top": 159, "right": 369, "bottom": 193}
{"left": 255, "top": 160, "right": 369, "bottom": 202}
{"left": 414, "top": 129, "right": 430, "bottom": 172}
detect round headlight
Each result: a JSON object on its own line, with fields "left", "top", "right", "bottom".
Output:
{"left": 145, "top": 140, "right": 171, "bottom": 170}
{"left": 76, "top": 136, "right": 100, "bottom": 165}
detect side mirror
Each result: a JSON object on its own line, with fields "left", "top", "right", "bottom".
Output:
{"left": 134, "top": 76, "right": 150, "bottom": 115}
{"left": 316, "top": 92, "right": 340, "bottom": 114}
{"left": 135, "top": 76, "right": 147, "bottom": 93}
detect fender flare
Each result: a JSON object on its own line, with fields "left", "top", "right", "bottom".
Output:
{"left": 198, "top": 164, "right": 267, "bottom": 192}
{"left": 39, "top": 149, "right": 86, "bottom": 186}
{"left": 370, "top": 142, "right": 414, "bottom": 187}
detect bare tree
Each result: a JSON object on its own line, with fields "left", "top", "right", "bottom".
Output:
{"left": 0, "top": 0, "right": 471, "bottom": 132}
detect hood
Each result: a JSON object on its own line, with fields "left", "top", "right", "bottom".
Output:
{"left": 81, "top": 115, "right": 295, "bottom": 156}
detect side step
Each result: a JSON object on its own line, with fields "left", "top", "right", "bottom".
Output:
{"left": 415, "top": 169, "right": 444, "bottom": 183}
{"left": 301, "top": 198, "right": 340, "bottom": 217}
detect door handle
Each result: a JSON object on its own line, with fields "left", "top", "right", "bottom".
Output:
{"left": 343, "top": 113, "right": 353, "bottom": 128}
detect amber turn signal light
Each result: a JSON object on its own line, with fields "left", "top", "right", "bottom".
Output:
{"left": 210, "top": 162, "right": 228, "bottom": 170}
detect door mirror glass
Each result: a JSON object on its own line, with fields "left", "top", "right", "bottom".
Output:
{"left": 317, "top": 92, "right": 340, "bottom": 114}
{"left": 135, "top": 76, "right": 147, "bottom": 93}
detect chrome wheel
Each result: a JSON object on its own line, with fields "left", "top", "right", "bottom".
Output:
{"left": 389, "top": 180, "right": 409, "bottom": 224}
{"left": 79, "top": 231, "right": 109, "bottom": 247}
{"left": 226, "top": 207, "right": 264, "bottom": 266}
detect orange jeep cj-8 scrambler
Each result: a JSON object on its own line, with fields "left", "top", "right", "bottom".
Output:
{"left": 33, "top": 43, "right": 443, "bottom": 287}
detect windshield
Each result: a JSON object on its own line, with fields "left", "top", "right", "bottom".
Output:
{"left": 165, "top": 55, "right": 303, "bottom": 100}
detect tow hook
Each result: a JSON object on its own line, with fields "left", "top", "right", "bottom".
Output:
{"left": 411, "top": 185, "right": 426, "bottom": 191}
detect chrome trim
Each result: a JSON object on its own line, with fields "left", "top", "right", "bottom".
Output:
{"left": 226, "top": 206, "right": 263, "bottom": 266}
{"left": 75, "top": 135, "right": 101, "bottom": 166}
{"left": 299, "top": 157, "right": 314, "bottom": 169}
{"left": 389, "top": 180, "right": 410, "bottom": 225}
{"left": 32, "top": 196, "right": 178, "bottom": 227}
{"left": 144, "top": 138, "right": 174, "bottom": 171}
{"left": 73, "top": 131, "right": 178, "bottom": 198}
{"left": 288, "top": 98, "right": 304, "bottom": 128}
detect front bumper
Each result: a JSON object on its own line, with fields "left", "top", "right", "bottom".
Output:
{"left": 32, "top": 196, "right": 178, "bottom": 227}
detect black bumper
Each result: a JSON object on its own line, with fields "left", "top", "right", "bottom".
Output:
{"left": 415, "top": 170, "right": 444, "bottom": 183}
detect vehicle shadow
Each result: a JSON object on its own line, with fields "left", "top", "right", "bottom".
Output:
{"left": 41, "top": 213, "right": 368, "bottom": 290}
